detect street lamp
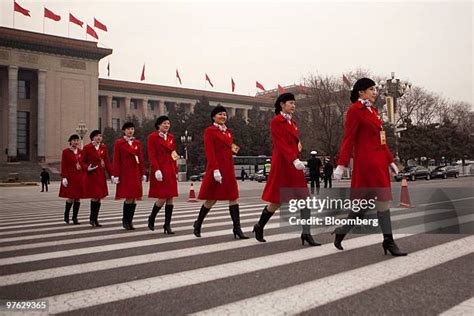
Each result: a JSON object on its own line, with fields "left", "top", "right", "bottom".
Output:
{"left": 75, "top": 121, "right": 88, "bottom": 149}
{"left": 180, "top": 129, "right": 192, "bottom": 161}
{"left": 378, "top": 72, "right": 411, "bottom": 160}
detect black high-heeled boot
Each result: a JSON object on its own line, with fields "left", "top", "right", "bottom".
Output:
{"left": 64, "top": 202, "right": 73, "bottom": 224}
{"left": 94, "top": 202, "right": 102, "bottom": 227}
{"left": 122, "top": 203, "right": 131, "bottom": 230}
{"left": 163, "top": 204, "right": 175, "bottom": 234}
{"left": 377, "top": 210, "right": 407, "bottom": 256}
{"left": 148, "top": 203, "right": 162, "bottom": 231}
{"left": 300, "top": 208, "right": 321, "bottom": 246}
{"left": 229, "top": 204, "right": 249, "bottom": 239}
{"left": 331, "top": 209, "right": 366, "bottom": 250}
{"left": 72, "top": 202, "right": 81, "bottom": 225}
{"left": 128, "top": 203, "right": 137, "bottom": 230}
{"left": 89, "top": 200, "right": 97, "bottom": 227}
{"left": 253, "top": 206, "right": 274, "bottom": 242}
{"left": 193, "top": 205, "right": 210, "bottom": 237}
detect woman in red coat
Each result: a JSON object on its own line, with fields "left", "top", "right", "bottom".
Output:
{"left": 80, "top": 130, "right": 113, "bottom": 227}
{"left": 193, "top": 105, "right": 248, "bottom": 239}
{"left": 254, "top": 93, "right": 320, "bottom": 246}
{"left": 59, "top": 134, "right": 84, "bottom": 225}
{"left": 112, "top": 122, "right": 146, "bottom": 230}
{"left": 332, "top": 78, "right": 407, "bottom": 256}
{"left": 147, "top": 116, "right": 179, "bottom": 234}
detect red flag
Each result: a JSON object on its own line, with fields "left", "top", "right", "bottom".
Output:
{"left": 107, "top": 61, "right": 110, "bottom": 77}
{"left": 205, "top": 73, "right": 214, "bottom": 87}
{"left": 86, "top": 24, "right": 98, "bottom": 39}
{"left": 94, "top": 18, "right": 108, "bottom": 32}
{"left": 14, "top": 1, "right": 30, "bottom": 17}
{"left": 277, "top": 84, "right": 286, "bottom": 94}
{"left": 342, "top": 74, "right": 351, "bottom": 87}
{"left": 44, "top": 7, "right": 60, "bottom": 21}
{"left": 69, "top": 13, "right": 83, "bottom": 27}
{"left": 231, "top": 77, "right": 235, "bottom": 92}
{"left": 140, "top": 64, "right": 145, "bottom": 81}
{"left": 176, "top": 69, "right": 182, "bottom": 85}
{"left": 256, "top": 81, "right": 265, "bottom": 91}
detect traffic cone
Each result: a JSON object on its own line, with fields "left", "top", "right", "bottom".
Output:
{"left": 399, "top": 176, "right": 413, "bottom": 208}
{"left": 188, "top": 183, "right": 198, "bottom": 203}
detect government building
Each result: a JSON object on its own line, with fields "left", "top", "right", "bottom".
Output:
{"left": 0, "top": 26, "right": 274, "bottom": 164}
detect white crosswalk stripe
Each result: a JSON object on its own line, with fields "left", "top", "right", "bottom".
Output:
{"left": 0, "top": 199, "right": 472, "bottom": 316}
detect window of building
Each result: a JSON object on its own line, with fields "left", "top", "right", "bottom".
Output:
{"left": 131, "top": 100, "right": 138, "bottom": 110}
{"left": 112, "top": 98, "right": 120, "bottom": 108}
{"left": 98, "top": 97, "right": 102, "bottom": 107}
{"left": 98, "top": 118, "right": 102, "bottom": 131}
{"left": 18, "top": 80, "right": 31, "bottom": 99}
{"left": 148, "top": 101, "right": 155, "bottom": 112}
{"left": 112, "top": 118, "right": 120, "bottom": 131}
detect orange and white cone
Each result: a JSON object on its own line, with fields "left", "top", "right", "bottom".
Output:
{"left": 188, "top": 183, "right": 198, "bottom": 202}
{"left": 399, "top": 176, "right": 413, "bottom": 208}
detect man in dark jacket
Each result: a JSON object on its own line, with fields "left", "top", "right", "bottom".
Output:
{"left": 324, "top": 159, "right": 334, "bottom": 188}
{"left": 307, "top": 151, "right": 322, "bottom": 195}
{"left": 40, "top": 168, "right": 50, "bottom": 192}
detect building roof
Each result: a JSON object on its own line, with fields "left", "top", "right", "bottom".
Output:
{"left": 99, "top": 78, "right": 274, "bottom": 107}
{"left": 0, "top": 27, "right": 112, "bottom": 60}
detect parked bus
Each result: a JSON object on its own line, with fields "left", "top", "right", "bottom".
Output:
{"left": 233, "top": 155, "right": 271, "bottom": 179}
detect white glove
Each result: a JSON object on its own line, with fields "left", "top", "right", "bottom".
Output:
{"left": 213, "top": 169, "right": 222, "bottom": 183}
{"left": 62, "top": 178, "right": 68, "bottom": 187}
{"left": 292, "top": 159, "right": 305, "bottom": 171}
{"left": 334, "top": 165, "right": 346, "bottom": 180}
{"left": 111, "top": 176, "right": 119, "bottom": 184}
{"left": 155, "top": 170, "right": 163, "bottom": 182}
{"left": 142, "top": 175, "right": 147, "bottom": 182}
{"left": 390, "top": 162, "right": 399, "bottom": 175}
{"left": 87, "top": 164, "right": 98, "bottom": 172}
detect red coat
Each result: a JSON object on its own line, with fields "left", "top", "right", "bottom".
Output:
{"left": 113, "top": 138, "right": 146, "bottom": 199}
{"left": 262, "top": 114, "right": 308, "bottom": 204}
{"left": 337, "top": 101, "right": 394, "bottom": 201}
{"left": 80, "top": 143, "right": 112, "bottom": 199}
{"left": 148, "top": 132, "right": 178, "bottom": 199}
{"left": 198, "top": 125, "right": 239, "bottom": 201}
{"left": 59, "top": 147, "right": 84, "bottom": 199}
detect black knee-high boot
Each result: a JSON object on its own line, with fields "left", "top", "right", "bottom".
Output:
{"left": 89, "top": 201, "right": 96, "bottom": 227}
{"left": 122, "top": 203, "right": 131, "bottom": 230}
{"left": 193, "top": 205, "right": 211, "bottom": 237}
{"left": 229, "top": 204, "right": 249, "bottom": 239}
{"left": 300, "top": 208, "right": 321, "bottom": 246}
{"left": 332, "top": 209, "right": 367, "bottom": 250}
{"left": 163, "top": 204, "right": 175, "bottom": 234}
{"left": 64, "top": 202, "right": 73, "bottom": 224}
{"left": 72, "top": 202, "right": 81, "bottom": 225}
{"left": 94, "top": 201, "right": 102, "bottom": 227}
{"left": 128, "top": 204, "right": 137, "bottom": 230}
{"left": 148, "top": 203, "right": 162, "bottom": 231}
{"left": 377, "top": 210, "right": 407, "bottom": 256}
{"left": 253, "top": 206, "right": 274, "bottom": 242}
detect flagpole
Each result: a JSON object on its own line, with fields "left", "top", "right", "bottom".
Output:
{"left": 68, "top": 12, "right": 70, "bottom": 38}
{"left": 13, "top": 1, "right": 15, "bottom": 28}
{"left": 43, "top": 6, "right": 45, "bottom": 33}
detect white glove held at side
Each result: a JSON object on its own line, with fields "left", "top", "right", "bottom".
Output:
{"left": 292, "top": 159, "right": 305, "bottom": 171}
{"left": 334, "top": 165, "right": 346, "bottom": 180}
{"left": 213, "top": 169, "right": 222, "bottom": 183}
{"left": 62, "top": 178, "right": 68, "bottom": 187}
{"left": 155, "top": 170, "right": 163, "bottom": 182}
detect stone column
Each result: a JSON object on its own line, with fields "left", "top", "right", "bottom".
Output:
{"left": 243, "top": 108, "right": 249, "bottom": 122}
{"left": 228, "top": 107, "right": 236, "bottom": 118}
{"left": 105, "top": 95, "right": 112, "bottom": 128}
{"left": 124, "top": 96, "right": 131, "bottom": 119}
{"left": 157, "top": 100, "right": 165, "bottom": 116}
{"left": 8, "top": 66, "right": 18, "bottom": 162}
{"left": 142, "top": 98, "right": 149, "bottom": 120}
{"left": 37, "top": 69, "right": 46, "bottom": 162}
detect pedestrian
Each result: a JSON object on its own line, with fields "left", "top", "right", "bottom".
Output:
{"left": 80, "top": 130, "right": 113, "bottom": 227}
{"left": 323, "top": 158, "right": 333, "bottom": 188}
{"left": 307, "top": 150, "right": 322, "bottom": 194}
{"left": 241, "top": 167, "right": 247, "bottom": 182}
{"left": 193, "top": 105, "right": 248, "bottom": 239}
{"left": 147, "top": 116, "right": 179, "bottom": 234}
{"left": 254, "top": 93, "right": 320, "bottom": 246}
{"left": 59, "top": 134, "right": 84, "bottom": 224}
{"left": 332, "top": 78, "right": 407, "bottom": 256}
{"left": 40, "top": 168, "right": 50, "bottom": 192}
{"left": 112, "top": 122, "right": 147, "bottom": 230}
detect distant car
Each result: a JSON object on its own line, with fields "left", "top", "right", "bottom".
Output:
{"left": 430, "top": 166, "right": 459, "bottom": 179}
{"left": 255, "top": 170, "right": 267, "bottom": 182}
{"left": 395, "top": 166, "right": 431, "bottom": 181}
{"left": 190, "top": 172, "right": 205, "bottom": 181}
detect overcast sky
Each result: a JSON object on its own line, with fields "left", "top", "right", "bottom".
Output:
{"left": 3, "top": 0, "right": 473, "bottom": 107}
